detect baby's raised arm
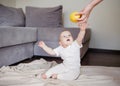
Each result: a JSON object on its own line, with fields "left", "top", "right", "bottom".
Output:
{"left": 76, "top": 22, "right": 88, "bottom": 45}
{"left": 38, "top": 41, "right": 56, "bottom": 56}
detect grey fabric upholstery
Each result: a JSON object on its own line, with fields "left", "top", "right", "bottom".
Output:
{"left": 37, "top": 27, "right": 64, "bottom": 41}
{"left": 26, "top": 5, "right": 63, "bottom": 27}
{"left": 0, "top": 43, "right": 34, "bottom": 66}
{"left": 0, "top": 27, "right": 37, "bottom": 48}
{"left": 0, "top": 4, "right": 25, "bottom": 27}
{"left": 0, "top": 4, "right": 37, "bottom": 67}
{"left": 0, "top": 27, "right": 37, "bottom": 67}
{"left": 37, "top": 27, "right": 91, "bottom": 43}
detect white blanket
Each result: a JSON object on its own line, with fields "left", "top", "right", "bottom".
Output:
{"left": 0, "top": 58, "right": 120, "bottom": 86}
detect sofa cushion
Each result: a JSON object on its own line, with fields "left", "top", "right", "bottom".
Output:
{"left": 26, "top": 5, "right": 63, "bottom": 27}
{"left": 0, "top": 43, "right": 34, "bottom": 67}
{"left": 37, "top": 27, "right": 90, "bottom": 43}
{"left": 0, "top": 4, "right": 25, "bottom": 27}
{"left": 0, "top": 27, "right": 37, "bottom": 48}
{"left": 37, "top": 27, "right": 64, "bottom": 42}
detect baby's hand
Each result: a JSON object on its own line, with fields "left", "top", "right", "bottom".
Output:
{"left": 38, "top": 41, "right": 46, "bottom": 48}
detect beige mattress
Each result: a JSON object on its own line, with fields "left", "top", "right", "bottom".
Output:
{"left": 0, "top": 58, "right": 120, "bottom": 86}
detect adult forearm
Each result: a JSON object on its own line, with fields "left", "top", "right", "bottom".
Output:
{"left": 87, "top": 0, "right": 103, "bottom": 9}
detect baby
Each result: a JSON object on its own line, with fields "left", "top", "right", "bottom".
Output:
{"left": 38, "top": 22, "right": 87, "bottom": 80}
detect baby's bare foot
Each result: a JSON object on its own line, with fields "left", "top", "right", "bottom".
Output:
{"left": 51, "top": 74, "right": 57, "bottom": 79}
{"left": 41, "top": 73, "right": 47, "bottom": 79}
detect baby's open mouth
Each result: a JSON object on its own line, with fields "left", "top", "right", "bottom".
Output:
{"left": 67, "top": 39, "right": 70, "bottom": 41}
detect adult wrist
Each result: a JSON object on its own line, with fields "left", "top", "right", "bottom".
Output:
{"left": 86, "top": 4, "right": 94, "bottom": 11}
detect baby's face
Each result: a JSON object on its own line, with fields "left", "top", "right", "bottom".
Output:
{"left": 59, "top": 31, "right": 73, "bottom": 47}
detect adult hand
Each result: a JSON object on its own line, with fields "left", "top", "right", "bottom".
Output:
{"left": 77, "top": 6, "right": 92, "bottom": 24}
{"left": 77, "top": 0, "right": 103, "bottom": 24}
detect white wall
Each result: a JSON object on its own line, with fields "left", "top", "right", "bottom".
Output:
{"left": 1, "top": 0, "right": 120, "bottom": 50}
{"left": 0, "top": 0, "right": 16, "bottom": 7}
{"left": 89, "top": 0, "right": 120, "bottom": 50}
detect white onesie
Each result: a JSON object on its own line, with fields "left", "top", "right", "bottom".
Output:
{"left": 45, "top": 40, "right": 82, "bottom": 80}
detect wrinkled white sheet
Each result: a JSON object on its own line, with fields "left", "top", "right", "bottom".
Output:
{"left": 0, "top": 58, "right": 120, "bottom": 86}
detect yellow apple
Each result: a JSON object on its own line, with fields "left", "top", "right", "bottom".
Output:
{"left": 70, "top": 12, "right": 81, "bottom": 23}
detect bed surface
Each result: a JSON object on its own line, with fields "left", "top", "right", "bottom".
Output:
{"left": 0, "top": 58, "right": 120, "bottom": 86}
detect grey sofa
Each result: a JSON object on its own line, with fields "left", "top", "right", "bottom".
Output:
{"left": 0, "top": 4, "right": 91, "bottom": 67}
{"left": 0, "top": 27, "right": 37, "bottom": 67}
